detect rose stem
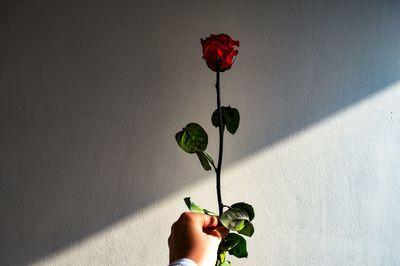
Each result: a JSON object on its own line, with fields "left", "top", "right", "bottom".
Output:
{"left": 215, "top": 63, "right": 224, "bottom": 217}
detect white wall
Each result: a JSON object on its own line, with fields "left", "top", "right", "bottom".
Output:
{"left": 1, "top": 0, "right": 399, "bottom": 265}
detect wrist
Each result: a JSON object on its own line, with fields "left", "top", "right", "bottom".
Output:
{"left": 169, "top": 258, "right": 198, "bottom": 266}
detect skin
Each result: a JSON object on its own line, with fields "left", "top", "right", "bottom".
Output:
{"left": 168, "top": 212, "right": 229, "bottom": 266}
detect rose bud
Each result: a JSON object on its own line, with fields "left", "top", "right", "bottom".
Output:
{"left": 201, "top": 33, "right": 240, "bottom": 72}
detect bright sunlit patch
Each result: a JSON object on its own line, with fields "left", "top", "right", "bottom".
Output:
{"left": 33, "top": 82, "right": 400, "bottom": 265}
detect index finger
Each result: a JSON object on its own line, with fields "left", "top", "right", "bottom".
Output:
{"left": 199, "top": 213, "right": 219, "bottom": 229}
{"left": 181, "top": 212, "right": 219, "bottom": 229}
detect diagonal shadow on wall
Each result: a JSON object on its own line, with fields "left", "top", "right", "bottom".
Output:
{"left": 0, "top": 0, "right": 399, "bottom": 265}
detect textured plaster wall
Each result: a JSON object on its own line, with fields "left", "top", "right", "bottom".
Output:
{"left": 1, "top": 0, "right": 400, "bottom": 265}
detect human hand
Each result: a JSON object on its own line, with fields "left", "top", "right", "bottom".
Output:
{"left": 168, "top": 212, "right": 229, "bottom": 266}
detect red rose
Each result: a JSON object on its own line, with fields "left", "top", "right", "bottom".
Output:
{"left": 201, "top": 33, "right": 240, "bottom": 72}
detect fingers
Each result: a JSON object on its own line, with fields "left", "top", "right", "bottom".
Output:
{"left": 208, "top": 226, "right": 230, "bottom": 240}
{"left": 200, "top": 214, "right": 219, "bottom": 229}
{"left": 175, "top": 212, "right": 229, "bottom": 239}
{"left": 177, "top": 212, "right": 219, "bottom": 228}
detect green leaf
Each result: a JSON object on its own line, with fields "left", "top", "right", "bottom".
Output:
{"left": 202, "top": 151, "right": 215, "bottom": 168}
{"left": 216, "top": 251, "right": 227, "bottom": 266}
{"left": 220, "top": 262, "right": 231, "bottom": 266}
{"left": 231, "top": 202, "right": 255, "bottom": 221}
{"left": 226, "top": 108, "right": 240, "bottom": 134}
{"left": 184, "top": 197, "right": 205, "bottom": 213}
{"left": 238, "top": 222, "right": 254, "bottom": 237}
{"left": 211, "top": 108, "right": 221, "bottom": 128}
{"left": 196, "top": 152, "right": 211, "bottom": 171}
{"left": 222, "top": 107, "right": 232, "bottom": 124}
{"left": 211, "top": 106, "right": 240, "bottom": 134}
{"left": 218, "top": 250, "right": 226, "bottom": 262}
{"left": 221, "top": 233, "right": 248, "bottom": 258}
{"left": 220, "top": 208, "right": 249, "bottom": 231}
{"left": 229, "top": 238, "right": 248, "bottom": 258}
{"left": 195, "top": 151, "right": 215, "bottom": 171}
{"left": 175, "top": 123, "right": 208, "bottom": 153}
{"left": 184, "top": 197, "right": 217, "bottom": 215}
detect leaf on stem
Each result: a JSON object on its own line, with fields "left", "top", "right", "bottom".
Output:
{"left": 216, "top": 251, "right": 229, "bottom": 266}
{"left": 220, "top": 233, "right": 248, "bottom": 258}
{"left": 175, "top": 123, "right": 208, "bottom": 153}
{"left": 184, "top": 197, "right": 217, "bottom": 215}
{"left": 218, "top": 251, "right": 226, "bottom": 263}
{"left": 211, "top": 106, "right": 240, "bottom": 134}
{"left": 196, "top": 151, "right": 215, "bottom": 171}
{"left": 196, "top": 152, "right": 211, "bottom": 171}
{"left": 220, "top": 208, "right": 249, "bottom": 231}
{"left": 202, "top": 151, "right": 215, "bottom": 168}
{"left": 227, "top": 202, "right": 255, "bottom": 237}
{"left": 231, "top": 202, "right": 255, "bottom": 221}
{"left": 238, "top": 222, "right": 254, "bottom": 237}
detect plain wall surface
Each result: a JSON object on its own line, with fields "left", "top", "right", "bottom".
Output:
{"left": 1, "top": 0, "right": 400, "bottom": 265}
